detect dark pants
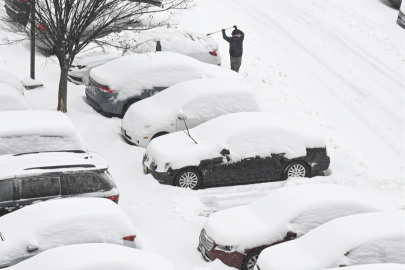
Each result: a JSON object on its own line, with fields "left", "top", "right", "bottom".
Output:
{"left": 230, "top": 56, "right": 242, "bottom": 72}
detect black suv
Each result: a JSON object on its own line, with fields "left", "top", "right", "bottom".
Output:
{"left": 0, "top": 151, "right": 119, "bottom": 216}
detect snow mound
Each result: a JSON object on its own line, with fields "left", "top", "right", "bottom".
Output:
{"left": 123, "top": 78, "right": 259, "bottom": 136}
{"left": 0, "top": 111, "right": 87, "bottom": 155}
{"left": 257, "top": 210, "right": 405, "bottom": 270}
{"left": 90, "top": 52, "right": 241, "bottom": 100}
{"left": 145, "top": 112, "right": 326, "bottom": 171}
{"left": 328, "top": 264, "right": 405, "bottom": 270}
{"left": 0, "top": 198, "right": 141, "bottom": 266}
{"left": 194, "top": 259, "right": 237, "bottom": 270}
{"left": 0, "top": 70, "right": 23, "bottom": 94}
{"left": 8, "top": 243, "right": 174, "bottom": 270}
{"left": 203, "top": 184, "right": 397, "bottom": 251}
{"left": 0, "top": 84, "right": 31, "bottom": 111}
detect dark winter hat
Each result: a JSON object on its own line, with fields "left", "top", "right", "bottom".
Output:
{"left": 232, "top": 29, "right": 240, "bottom": 36}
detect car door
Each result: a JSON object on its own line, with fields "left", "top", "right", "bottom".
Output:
{"left": 251, "top": 153, "right": 288, "bottom": 182}
{"left": 0, "top": 179, "right": 18, "bottom": 216}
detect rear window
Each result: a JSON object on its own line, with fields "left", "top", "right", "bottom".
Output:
{"left": 0, "top": 180, "right": 13, "bottom": 202}
{"left": 20, "top": 177, "right": 61, "bottom": 199}
{"left": 64, "top": 174, "right": 105, "bottom": 195}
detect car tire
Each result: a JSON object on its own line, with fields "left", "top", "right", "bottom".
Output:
{"left": 121, "top": 99, "right": 139, "bottom": 117}
{"left": 150, "top": 132, "right": 169, "bottom": 141}
{"left": 283, "top": 161, "right": 310, "bottom": 179}
{"left": 175, "top": 168, "right": 202, "bottom": 190}
{"left": 242, "top": 249, "right": 262, "bottom": 270}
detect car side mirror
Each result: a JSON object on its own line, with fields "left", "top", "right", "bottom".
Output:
{"left": 178, "top": 113, "right": 187, "bottom": 120}
{"left": 285, "top": 231, "right": 297, "bottom": 241}
{"left": 27, "top": 243, "right": 39, "bottom": 252}
{"left": 220, "top": 149, "right": 230, "bottom": 156}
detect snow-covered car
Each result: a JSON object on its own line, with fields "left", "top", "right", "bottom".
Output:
{"left": 0, "top": 84, "right": 30, "bottom": 111}
{"left": 198, "top": 184, "right": 397, "bottom": 270}
{"left": 7, "top": 243, "right": 174, "bottom": 270}
{"left": 0, "top": 198, "right": 142, "bottom": 268}
{"left": 255, "top": 210, "right": 405, "bottom": 270}
{"left": 69, "top": 28, "right": 222, "bottom": 85}
{"left": 397, "top": 0, "right": 405, "bottom": 28}
{"left": 390, "top": 0, "right": 402, "bottom": 9}
{"left": 85, "top": 52, "right": 241, "bottom": 118}
{"left": 121, "top": 79, "right": 260, "bottom": 147}
{"left": 143, "top": 112, "right": 330, "bottom": 189}
{"left": 0, "top": 151, "right": 119, "bottom": 216}
{"left": 0, "top": 110, "right": 86, "bottom": 156}
{"left": 0, "top": 70, "right": 24, "bottom": 95}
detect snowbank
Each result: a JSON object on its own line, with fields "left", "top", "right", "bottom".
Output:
{"left": 328, "top": 264, "right": 405, "bottom": 270}
{"left": 0, "top": 198, "right": 141, "bottom": 266}
{"left": 0, "top": 70, "right": 24, "bottom": 94}
{"left": 8, "top": 243, "right": 174, "bottom": 270}
{"left": 0, "top": 111, "right": 87, "bottom": 155}
{"left": 203, "top": 184, "right": 397, "bottom": 251}
{"left": 257, "top": 210, "right": 405, "bottom": 270}
{"left": 194, "top": 259, "right": 238, "bottom": 270}
{"left": 90, "top": 52, "right": 241, "bottom": 101}
{"left": 145, "top": 112, "right": 326, "bottom": 171}
{"left": 123, "top": 78, "right": 259, "bottom": 136}
{"left": 0, "top": 84, "right": 31, "bottom": 111}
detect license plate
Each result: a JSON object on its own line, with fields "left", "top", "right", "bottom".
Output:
{"left": 143, "top": 164, "right": 149, "bottom": 174}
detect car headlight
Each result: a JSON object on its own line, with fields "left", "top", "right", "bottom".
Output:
{"left": 215, "top": 245, "right": 236, "bottom": 252}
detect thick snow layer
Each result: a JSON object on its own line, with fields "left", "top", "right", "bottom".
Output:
{"left": 328, "top": 264, "right": 405, "bottom": 270}
{"left": 203, "top": 184, "right": 396, "bottom": 251}
{"left": 145, "top": 112, "right": 326, "bottom": 171}
{"left": 0, "top": 111, "right": 87, "bottom": 155}
{"left": 8, "top": 243, "right": 174, "bottom": 270}
{"left": 194, "top": 259, "right": 238, "bottom": 270}
{"left": 90, "top": 52, "right": 241, "bottom": 101}
{"left": 0, "top": 70, "right": 23, "bottom": 94}
{"left": 257, "top": 211, "right": 405, "bottom": 270}
{"left": 123, "top": 78, "right": 259, "bottom": 136}
{"left": 0, "top": 84, "right": 31, "bottom": 111}
{"left": 0, "top": 198, "right": 141, "bottom": 266}
{"left": 0, "top": 151, "right": 109, "bottom": 180}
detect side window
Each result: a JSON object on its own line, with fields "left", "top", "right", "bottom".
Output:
{"left": 0, "top": 180, "right": 14, "bottom": 202}
{"left": 20, "top": 177, "right": 61, "bottom": 199}
{"left": 64, "top": 174, "right": 105, "bottom": 195}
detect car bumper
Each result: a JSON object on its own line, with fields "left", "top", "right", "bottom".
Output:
{"left": 145, "top": 167, "right": 175, "bottom": 186}
{"left": 311, "top": 156, "right": 330, "bottom": 175}
{"left": 197, "top": 245, "right": 245, "bottom": 269}
{"left": 85, "top": 86, "right": 123, "bottom": 117}
{"left": 121, "top": 128, "right": 150, "bottom": 148}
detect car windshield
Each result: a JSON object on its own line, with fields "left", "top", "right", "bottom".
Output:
{"left": 0, "top": 231, "right": 5, "bottom": 241}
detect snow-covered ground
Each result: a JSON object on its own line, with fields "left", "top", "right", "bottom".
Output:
{"left": 0, "top": 0, "right": 404, "bottom": 269}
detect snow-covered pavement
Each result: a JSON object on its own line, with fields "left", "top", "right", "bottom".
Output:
{"left": 0, "top": 0, "right": 404, "bottom": 269}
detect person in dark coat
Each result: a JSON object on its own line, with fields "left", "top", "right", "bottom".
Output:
{"left": 222, "top": 25, "right": 244, "bottom": 72}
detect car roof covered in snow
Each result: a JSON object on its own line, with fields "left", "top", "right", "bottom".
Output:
{"left": 145, "top": 112, "right": 326, "bottom": 171}
{"left": 0, "top": 111, "right": 87, "bottom": 156}
{"left": 203, "top": 184, "right": 397, "bottom": 250}
{"left": 90, "top": 52, "right": 241, "bottom": 96}
{"left": 8, "top": 243, "right": 174, "bottom": 270}
{"left": 0, "top": 70, "right": 24, "bottom": 94}
{"left": 0, "top": 83, "right": 31, "bottom": 111}
{"left": 257, "top": 210, "right": 405, "bottom": 270}
{"left": 123, "top": 78, "right": 259, "bottom": 135}
{"left": 0, "top": 199, "right": 140, "bottom": 264}
{"left": 0, "top": 151, "right": 108, "bottom": 180}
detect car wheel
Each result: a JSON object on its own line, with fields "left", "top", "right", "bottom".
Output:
{"left": 284, "top": 161, "right": 310, "bottom": 179}
{"left": 175, "top": 168, "right": 202, "bottom": 190}
{"left": 121, "top": 99, "right": 139, "bottom": 117}
{"left": 242, "top": 249, "right": 262, "bottom": 270}
{"left": 150, "top": 132, "right": 169, "bottom": 141}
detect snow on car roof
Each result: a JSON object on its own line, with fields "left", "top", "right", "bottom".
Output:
{"left": 0, "top": 83, "right": 31, "bottom": 111}
{"left": 257, "top": 210, "right": 405, "bottom": 270}
{"left": 8, "top": 243, "right": 174, "bottom": 270}
{"left": 203, "top": 184, "right": 397, "bottom": 250}
{"left": 146, "top": 112, "right": 326, "bottom": 171}
{"left": 0, "top": 151, "right": 108, "bottom": 180}
{"left": 90, "top": 52, "right": 241, "bottom": 99}
{"left": 0, "top": 70, "right": 24, "bottom": 94}
{"left": 0, "top": 199, "right": 140, "bottom": 265}
{"left": 123, "top": 78, "right": 259, "bottom": 135}
{"left": 0, "top": 111, "right": 87, "bottom": 156}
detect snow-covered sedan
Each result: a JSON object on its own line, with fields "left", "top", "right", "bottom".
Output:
{"left": 0, "top": 198, "right": 142, "bottom": 268}
{"left": 69, "top": 28, "right": 222, "bottom": 85}
{"left": 143, "top": 112, "right": 330, "bottom": 189}
{"left": 122, "top": 78, "right": 259, "bottom": 147}
{"left": 85, "top": 52, "right": 241, "bottom": 118}
{"left": 7, "top": 243, "right": 173, "bottom": 270}
{"left": 198, "top": 184, "right": 397, "bottom": 270}
{"left": 255, "top": 210, "right": 405, "bottom": 270}
{"left": 0, "top": 83, "right": 30, "bottom": 111}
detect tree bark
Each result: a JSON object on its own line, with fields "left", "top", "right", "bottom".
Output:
{"left": 57, "top": 59, "right": 68, "bottom": 113}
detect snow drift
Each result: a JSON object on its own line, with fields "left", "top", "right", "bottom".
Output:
{"left": 0, "top": 84, "right": 30, "bottom": 111}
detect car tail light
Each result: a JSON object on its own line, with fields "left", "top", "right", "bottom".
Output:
{"left": 98, "top": 86, "right": 115, "bottom": 93}
{"left": 123, "top": 235, "right": 136, "bottom": 241}
{"left": 37, "top": 24, "right": 46, "bottom": 31}
{"left": 105, "top": 195, "right": 119, "bottom": 201}
{"left": 325, "top": 146, "right": 328, "bottom": 156}
{"left": 209, "top": 49, "right": 218, "bottom": 56}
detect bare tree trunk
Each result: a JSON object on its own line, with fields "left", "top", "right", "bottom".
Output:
{"left": 57, "top": 59, "right": 68, "bottom": 112}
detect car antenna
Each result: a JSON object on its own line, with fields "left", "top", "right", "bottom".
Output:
{"left": 241, "top": 73, "right": 248, "bottom": 82}
{"left": 181, "top": 119, "right": 198, "bottom": 145}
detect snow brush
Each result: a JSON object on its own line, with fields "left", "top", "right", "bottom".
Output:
{"left": 207, "top": 27, "right": 234, "bottom": 36}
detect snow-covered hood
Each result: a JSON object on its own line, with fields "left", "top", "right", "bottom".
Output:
{"left": 0, "top": 84, "right": 30, "bottom": 111}
{"left": 122, "top": 78, "right": 259, "bottom": 136}
{"left": 203, "top": 184, "right": 397, "bottom": 251}
{"left": 145, "top": 112, "right": 326, "bottom": 172}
